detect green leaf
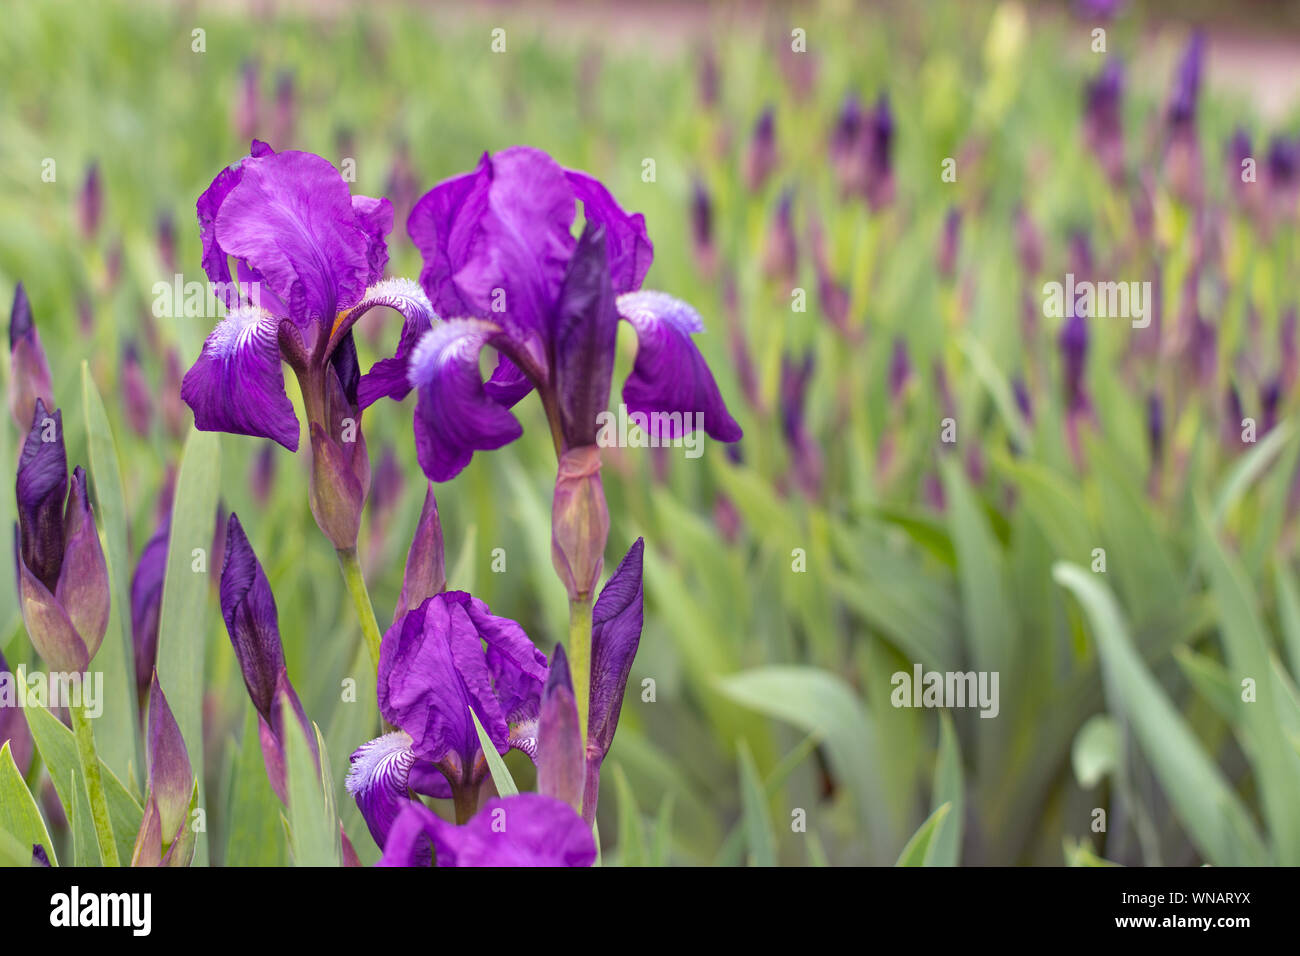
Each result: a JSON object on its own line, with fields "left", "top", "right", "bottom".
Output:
{"left": 1275, "top": 561, "right": 1300, "bottom": 681}
{"left": 611, "top": 762, "right": 646, "bottom": 867}
{"left": 284, "top": 700, "right": 339, "bottom": 867}
{"left": 1212, "top": 422, "right": 1293, "bottom": 523}
{"left": 649, "top": 793, "right": 675, "bottom": 867}
{"left": 1052, "top": 563, "right": 1268, "bottom": 865}
{"left": 1071, "top": 714, "right": 1119, "bottom": 789}
{"left": 737, "top": 739, "right": 775, "bottom": 867}
{"left": 930, "top": 713, "right": 963, "bottom": 866}
{"left": 895, "top": 802, "right": 951, "bottom": 866}
{"left": 0, "top": 741, "right": 56, "bottom": 866}
{"left": 224, "top": 706, "right": 288, "bottom": 866}
{"left": 446, "top": 522, "right": 478, "bottom": 594}
{"left": 469, "top": 706, "right": 518, "bottom": 797}
{"left": 1197, "top": 507, "right": 1300, "bottom": 864}
{"left": 155, "top": 427, "right": 220, "bottom": 865}
{"left": 717, "top": 666, "right": 903, "bottom": 860}
{"left": 80, "top": 361, "right": 142, "bottom": 786}
{"left": 23, "top": 701, "right": 141, "bottom": 866}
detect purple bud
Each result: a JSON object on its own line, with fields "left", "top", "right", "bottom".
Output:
{"left": 550, "top": 445, "right": 610, "bottom": 603}
{"left": 156, "top": 211, "right": 177, "bottom": 273}
{"left": 1167, "top": 31, "right": 1206, "bottom": 130}
{"left": 1261, "top": 378, "right": 1281, "bottom": 435}
{"left": 16, "top": 401, "right": 67, "bottom": 595}
{"left": 8, "top": 283, "right": 53, "bottom": 432}
{"left": 79, "top": 163, "right": 102, "bottom": 239}
{"left": 865, "top": 93, "right": 895, "bottom": 211}
{"left": 130, "top": 499, "right": 171, "bottom": 701}
{"left": 936, "top": 207, "right": 962, "bottom": 278}
{"left": 237, "top": 59, "right": 260, "bottom": 141}
{"left": 697, "top": 45, "right": 719, "bottom": 108}
{"left": 537, "top": 644, "right": 584, "bottom": 813}
{"left": 122, "top": 343, "right": 153, "bottom": 438}
{"left": 250, "top": 441, "right": 277, "bottom": 508}
{"left": 583, "top": 538, "right": 644, "bottom": 823}
{"left": 1013, "top": 377, "right": 1034, "bottom": 424}
{"left": 273, "top": 70, "right": 296, "bottom": 147}
{"left": 1267, "top": 136, "right": 1299, "bottom": 212}
{"left": 1014, "top": 205, "right": 1043, "bottom": 276}
{"left": 889, "top": 338, "right": 912, "bottom": 400}
{"left": 1083, "top": 59, "right": 1125, "bottom": 182}
{"left": 1059, "top": 314, "right": 1089, "bottom": 412}
{"left": 1225, "top": 385, "right": 1244, "bottom": 447}
{"left": 744, "top": 107, "right": 778, "bottom": 193}
{"left": 691, "top": 178, "right": 714, "bottom": 260}
{"left": 1281, "top": 307, "right": 1298, "bottom": 390}
{"left": 0, "top": 649, "right": 34, "bottom": 776}
{"left": 144, "top": 674, "right": 193, "bottom": 852}
{"left": 393, "top": 483, "right": 446, "bottom": 624}
{"left": 306, "top": 340, "right": 370, "bottom": 550}
{"left": 1147, "top": 392, "right": 1164, "bottom": 463}
{"left": 219, "top": 513, "right": 286, "bottom": 724}
{"left": 830, "top": 94, "right": 867, "bottom": 196}
{"left": 762, "top": 190, "right": 799, "bottom": 283}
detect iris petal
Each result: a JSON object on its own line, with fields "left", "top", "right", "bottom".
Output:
{"left": 617, "top": 291, "right": 743, "bottom": 442}
{"left": 346, "top": 730, "right": 419, "bottom": 849}
{"left": 180, "top": 306, "right": 300, "bottom": 451}
{"left": 407, "top": 319, "right": 522, "bottom": 482}
{"left": 345, "top": 278, "right": 438, "bottom": 409}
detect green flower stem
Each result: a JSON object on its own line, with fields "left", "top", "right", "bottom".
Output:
{"left": 338, "top": 546, "right": 383, "bottom": 670}
{"left": 69, "top": 699, "right": 119, "bottom": 866}
{"left": 568, "top": 596, "right": 594, "bottom": 759}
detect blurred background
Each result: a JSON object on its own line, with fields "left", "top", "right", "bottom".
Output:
{"left": 1, "top": 0, "right": 1299, "bottom": 866}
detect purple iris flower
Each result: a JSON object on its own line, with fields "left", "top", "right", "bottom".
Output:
{"left": 378, "top": 793, "right": 595, "bottom": 867}
{"left": 180, "top": 141, "right": 435, "bottom": 549}
{"left": 1164, "top": 32, "right": 1206, "bottom": 203}
{"left": 218, "top": 513, "right": 316, "bottom": 803}
{"left": 14, "top": 401, "right": 111, "bottom": 674}
{"left": 346, "top": 590, "right": 547, "bottom": 845}
{"left": 779, "top": 353, "right": 823, "bottom": 498}
{"left": 1167, "top": 31, "right": 1205, "bottom": 130}
{"left": 398, "top": 146, "right": 741, "bottom": 484}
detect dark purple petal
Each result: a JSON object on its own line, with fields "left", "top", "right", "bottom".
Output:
{"left": 617, "top": 291, "right": 743, "bottom": 442}
{"left": 15, "top": 531, "right": 88, "bottom": 673}
{"left": 346, "top": 278, "right": 438, "bottom": 409}
{"left": 482, "top": 354, "right": 535, "bottom": 408}
{"left": 408, "top": 319, "right": 523, "bottom": 482}
{"left": 214, "top": 150, "right": 371, "bottom": 328}
{"left": 565, "top": 170, "right": 653, "bottom": 293}
{"left": 16, "top": 399, "right": 67, "bottom": 592}
{"left": 553, "top": 222, "right": 618, "bottom": 447}
{"left": 180, "top": 307, "right": 300, "bottom": 451}
{"left": 219, "top": 513, "right": 286, "bottom": 723}
{"left": 346, "top": 731, "right": 418, "bottom": 849}
{"left": 429, "top": 794, "right": 596, "bottom": 867}
{"left": 588, "top": 538, "right": 644, "bottom": 762}
{"left": 456, "top": 592, "right": 547, "bottom": 729}
{"left": 146, "top": 673, "right": 193, "bottom": 843}
{"left": 376, "top": 801, "right": 441, "bottom": 867}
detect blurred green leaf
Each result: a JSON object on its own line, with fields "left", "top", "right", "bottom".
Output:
{"left": 0, "top": 741, "right": 56, "bottom": 866}
{"left": 895, "top": 803, "right": 951, "bottom": 867}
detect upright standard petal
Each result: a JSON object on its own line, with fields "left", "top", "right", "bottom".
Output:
{"left": 617, "top": 291, "right": 743, "bottom": 442}
{"left": 214, "top": 150, "right": 371, "bottom": 328}
{"left": 180, "top": 306, "right": 300, "bottom": 451}
{"left": 198, "top": 140, "right": 275, "bottom": 296}
{"left": 407, "top": 154, "right": 493, "bottom": 319}
{"left": 408, "top": 319, "right": 523, "bottom": 482}
{"left": 552, "top": 223, "right": 618, "bottom": 448}
{"left": 564, "top": 170, "right": 653, "bottom": 294}
{"left": 219, "top": 514, "right": 286, "bottom": 723}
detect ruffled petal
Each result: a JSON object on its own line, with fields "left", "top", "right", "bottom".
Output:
{"left": 214, "top": 150, "right": 371, "bottom": 328}
{"left": 181, "top": 306, "right": 300, "bottom": 450}
{"left": 429, "top": 794, "right": 596, "bottom": 867}
{"left": 407, "top": 154, "right": 493, "bottom": 319}
{"left": 407, "top": 319, "right": 522, "bottom": 482}
{"left": 617, "top": 291, "right": 743, "bottom": 442}
{"left": 565, "top": 169, "right": 653, "bottom": 293}
{"left": 345, "top": 730, "right": 419, "bottom": 849}
{"left": 350, "top": 195, "right": 394, "bottom": 286}
{"left": 197, "top": 140, "right": 274, "bottom": 295}
{"left": 344, "top": 278, "right": 438, "bottom": 409}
